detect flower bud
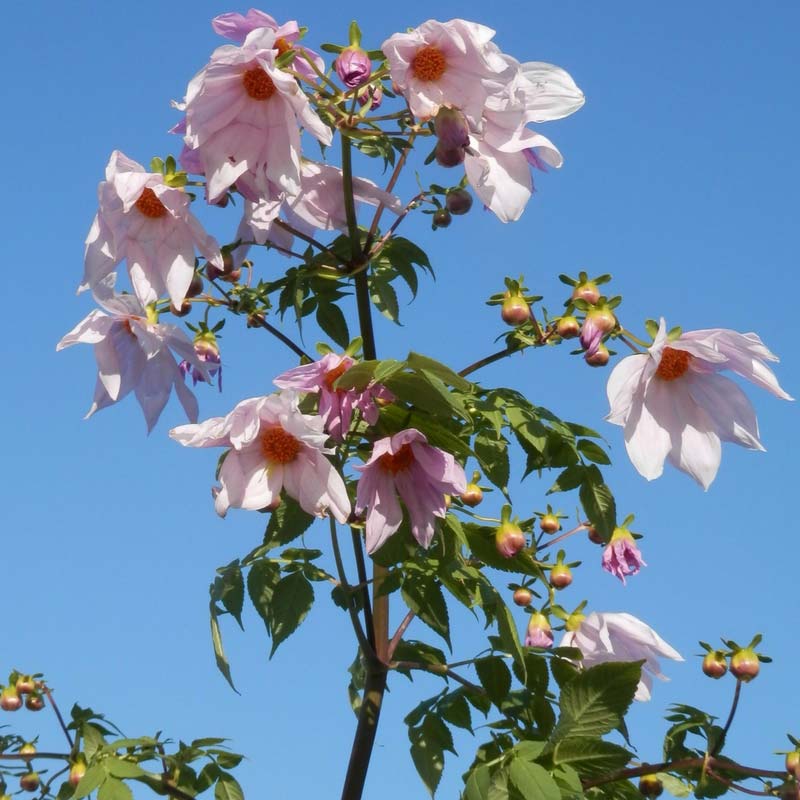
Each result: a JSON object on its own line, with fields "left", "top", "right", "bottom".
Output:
{"left": 525, "top": 612, "right": 554, "bottom": 648}
{"left": 14, "top": 676, "right": 35, "bottom": 695}
{"left": 730, "top": 647, "right": 760, "bottom": 682}
{"left": 585, "top": 343, "right": 610, "bottom": 367}
{"left": 540, "top": 513, "right": 560, "bottom": 534}
{"left": 587, "top": 525, "right": 604, "bottom": 545}
{"left": 445, "top": 189, "right": 473, "bottom": 216}
{"left": 335, "top": 46, "right": 372, "bottom": 88}
{"left": 0, "top": 686, "right": 22, "bottom": 711}
{"left": 171, "top": 301, "right": 192, "bottom": 317}
{"left": 786, "top": 751, "right": 800, "bottom": 779}
{"left": 19, "top": 743, "right": 36, "bottom": 760}
{"left": 19, "top": 773, "right": 39, "bottom": 793}
{"left": 357, "top": 84, "right": 383, "bottom": 109}
{"left": 572, "top": 280, "right": 600, "bottom": 305}
{"left": 434, "top": 107, "right": 470, "bottom": 151}
{"left": 433, "top": 209, "right": 452, "bottom": 229}
{"left": 69, "top": 757, "right": 87, "bottom": 788}
{"left": 186, "top": 272, "right": 204, "bottom": 298}
{"left": 638, "top": 775, "right": 663, "bottom": 798}
{"left": 556, "top": 315, "right": 580, "bottom": 339}
{"left": 460, "top": 483, "right": 484, "bottom": 507}
{"left": 549, "top": 564, "right": 573, "bottom": 590}
{"left": 495, "top": 522, "right": 526, "bottom": 558}
{"left": 565, "top": 611, "right": 585, "bottom": 632}
{"left": 512, "top": 587, "right": 533, "bottom": 607}
{"left": 434, "top": 143, "right": 465, "bottom": 168}
{"left": 701, "top": 650, "right": 728, "bottom": 679}
{"left": 24, "top": 693, "right": 45, "bottom": 712}
{"left": 501, "top": 294, "right": 530, "bottom": 326}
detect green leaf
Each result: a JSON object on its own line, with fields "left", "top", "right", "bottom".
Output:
{"left": 474, "top": 434, "right": 510, "bottom": 495}
{"left": 209, "top": 600, "right": 237, "bottom": 692}
{"left": 552, "top": 661, "right": 642, "bottom": 742}
{"left": 657, "top": 773, "right": 693, "bottom": 798}
{"left": 402, "top": 570, "right": 451, "bottom": 647}
{"left": 548, "top": 465, "right": 586, "bottom": 494}
{"left": 464, "top": 765, "right": 494, "bottom": 800}
{"left": 440, "top": 692, "right": 472, "bottom": 732}
{"left": 507, "top": 759, "right": 560, "bottom": 800}
{"left": 215, "top": 563, "right": 244, "bottom": 628}
{"left": 553, "top": 738, "right": 632, "bottom": 777}
{"left": 407, "top": 352, "right": 473, "bottom": 391}
{"left": 409, "top": 716, "right": 450, "bottom": 796}
{"left": 370, "top": 275, "right": 401, "bottom": 322}
{"left": 577, "top": 440, "right": 612, "bottom": 465}
{"left": 268, "top": 572, "right": 315, "bottom": 656}
{"left": 578, "top": 465, "right": 617, "bottom": 540}
{"left": 104, "top": 758, "right": 146, "bottom": 779}
{"left": 215, "top": 773, "right": 245, "bottom": 800}
{"left": 550, "top": 657, "right": 579, "bottom": 690}
{"left": 333, "top": 359, "right": 380, "bottom": 390}
{"left": 73, "top": 764, "right": 105, "bottom": 799}
{"left": 385, "top": 372, "right": 458, "bottom": 418}
{"left": 97, "top": 777, "right": 132, "bottom": 800}
{"left": 316, "top": 301, "right": 350, "bottom": 348}
{"left": 475, "top": 656, "right": 512, "bottom": 707}
{"left": 264, "top": 496, "right": 315, "bottom": 548}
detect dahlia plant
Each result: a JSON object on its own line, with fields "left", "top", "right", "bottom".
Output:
{"left": 4, "top": 10, "right": 795, "bottom": 800}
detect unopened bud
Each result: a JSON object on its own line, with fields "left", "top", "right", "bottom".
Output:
{"left": 786, "top": 751, "right": 800, "bottom": 779}
{"left": 512, "top": 587, "right": 533, "bottom": 607}
{"left": 445, "top": 189, "right": 473, "bottom": 215}
{"left": 540, "top": 514, "right": 560, "bottom": 534}
{"left": 460, "top": 483, "right": 483, "bottom": 507}
{"left": 701, "top": 651, "right": 728, "bottom": 679}
{"left": 0, "top": 686, "right": 22, "bottom": 712}
{"left": 434, "top": 107, "right": 470, "bottom": 150}
{"left": 556, "top": 315, "right": 580, "bottom": 339}
{"left": 525, "top": 612, "right": 554, "bottom": 648}
{"left": 433, "top": 208, "right": 452, "bottom": 229}
{"left": 434, "top": 142, "right": 466, "bottom": 168}
{"left": 572, "top": 280, "right": 600, "bottom": 305}
{"left": 335, "top": 46, "right": 372, "bottom": 88}
{"left": 24, "top": 693, "right": 45, "bottom": 712}
{"left": 549, "top": 564, "right": 573, "bottom": 590}
{"left": 638, "top": 775, "right": 663, "bottom": 798}
{"left": 501, "top": 294, "right": 530, "bottom": 326}
{"left": 69, "top": 758, "right": 87, "bottom": 788}
{"left": 585, "top": 343, "right": 610, "bottom": 367}
{"left": 14, "top": 676, "right": 35, "bottom": 695}
{"left": 730, "top": 647, "right": 760, "bottom": 682}
{"left": 495, "top": 522, "right": 526, "bottom": 558}
{"left": 19, "top": 772, "right": 39, "bottom": 793}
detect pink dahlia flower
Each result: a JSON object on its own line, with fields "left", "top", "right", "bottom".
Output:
{"left": 525, "top": 612, "right": 554, "bottom": 648}
{"left": 274, "top": 353, "right": 393, "bottom": 441}
{"left": 382, "top": 19, "right": 513, "bottom": 123}
{"left": 170, "top": 391, "right": 351, "bottom": 521}
{"left": 211, "top": 10, "right": 324, "bottom": 83}
{"left": 559, "top": 611, "right": 683, "bottom": 701}
{"left": 335, "top": 46, "right": 372, "bottom": 88}
{"left": 57, "top": 277, "right": 208, "bottom": 432}
{"left": 80, "top": 151, "right": 222, "bottom": 307}
{"left": 607, "top": 318, "right": 793, "bottom": 489}
{"left": 602, "top": 526, "right": 646, "bottom": 585}
{"left": 355, "top": 429, "right": 467, "bottom": 553}
{"left": 179, "top": 28, "right": 332, "bottom": 203}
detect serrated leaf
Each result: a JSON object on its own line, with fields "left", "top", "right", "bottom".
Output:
{"left": 474, "top": 434, "right": 510, "bottom": 495}
{"left": 553, "top": 738, "right": 632, "bottom": 777}
{"left": 577, "top": 439, "right": 612, "bottom": 465}
{"left": 97, "top": 777, "right": 132, "bottom": 800}
{"left": 552, "top": 661, "right": 642, "bottom": 742}
{"left": 268, "top": 572, "right": 315, "bottom": 656}
{"left": 407, "top": 352, "right": 472, "bottom": 391}
{"left": 264, "top": 496, "right": 315, "bottom": 548}
{"left": 215, "top": 563, "right": 244, "bottom": 629}
{"left": 73, "top": 764, "right": 105, "bottom": 799}
{"left": 464, "top": 764, "right": 494, "bottom": 800}
{"left": 215, "top": 773, "right": 245, "bottom": 800}
{"left": 209, "top": 601, "right": 237, "bottom": 692}
{"left": 441, "top": 693, "right": 472, "bottom": 732}
{"left": 475, "top": 657, "right": 512, "bottom": 707}
{"left": 548, "top": 465, "right": 586, "bottom": 494}
{"left": 507, "top": 759, "right": 560, "bottom": 800}
{"left": 104, "top": 758, "right": 146, "bottom": 779}
{"left": 370, "top": 275, "right": 401, "bottom": 322}
{"left": 578, "top": 466, "right": 617, "bottom": 541}
{"left": 246, "top": 559, "right": 281, "bottom": 633}
{"left": 402, "top": 571, "right": 451, "bottom": 647}
{"left": 316, "top": 302, "right": 350, "bottom": 348}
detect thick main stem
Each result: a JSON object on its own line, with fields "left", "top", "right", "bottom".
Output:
{"left": 339, "top": 135, "right": 390, "bottom": 800}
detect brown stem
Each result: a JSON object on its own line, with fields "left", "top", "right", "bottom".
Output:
{"left": 339, "top": 666, "right": 388, "bottom": 800}
{"left": 390, "top": 661, "right": 486, "bottom": 694}
{"left": 41, "top": 686, "right": 74, "bottom": 750}
{"left": 710, "top": 679, "right": 742, "bottom": 757}
{"left": 706, "top": 769, "right": 775, "bottom": 797}
{"left": 0, "top": 752, "right": 70, "bottom": 761}
{"left": 459, "top": 344, "right": 522, "bottom": 378}
{"left": 581, "top": 757, "right": 786, "bottom": 789}
{"left": 386, "top": 610, "right": 416, "bottom": 661}
{"left": 537, "top": 523, "right": 589, "bottom": 551}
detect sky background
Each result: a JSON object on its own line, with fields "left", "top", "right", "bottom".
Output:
{"left": 3, "top": 1, "right": 799, "bottom": 798}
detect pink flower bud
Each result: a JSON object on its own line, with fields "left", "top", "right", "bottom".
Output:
{"left": 495, "top": 522, "right": 526, "bottom": 558}
{"left": 357, "top": 85, "right": 383, "bottom": 109}
{"left": 335, "top": 46, "right": 372, "bottom": 88}
{"left": 602, "top": 526, "right": 646, "bottom": 584}
{"left": 730, "top": 647, "right": 760, "bottom": 682}
{"left": 434, "top": 107, "right": 470, "bottom": 151}
{"left": 525, "top": 612, "right": 554, "bottom": 648}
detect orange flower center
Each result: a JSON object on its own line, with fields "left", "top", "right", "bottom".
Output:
{"left": 261, "top": 427, "right": 302, "bottom": 464}
{"left": 656, "top": 347, "right": 692, "bottom": 381}
{"left": 378, "top": 443, "right": 415, "bottom": 474}
{"left": 134, "top": 188, "right": 168, "bottom": 218}
{"left": 242, "top": 66, "right": 277, "bottom": 100}
{"left": 274, "top": 37, "right": 292, "bottom": 56}
{"left": 411, "top": 46, "right": 447, "bottom": 81}
{"left": 323, "top": 362, "right": 350, "bottom": 390}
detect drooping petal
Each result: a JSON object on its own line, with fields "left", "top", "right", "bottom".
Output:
{"left": 622, "top": 376, "right": 673, "bottom": 481}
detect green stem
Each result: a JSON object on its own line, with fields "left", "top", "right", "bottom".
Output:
{"left": 340, "top": 135, "right": 361, "bottom": 262}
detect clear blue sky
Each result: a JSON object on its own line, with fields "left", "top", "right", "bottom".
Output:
{"left": 3, "top": 1, "right": 798, "bottom": 797}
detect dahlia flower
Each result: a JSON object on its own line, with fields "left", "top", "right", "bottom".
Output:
{"left": 179, "top": 27, "right": 332, "bottom": 203}
{"left": 607, "top": 318, "right": 792, "bottom": 489}
{"left": 355, "top": 429, "right": 466, "bottom": 553}
{"left": 602, "top": 526, "right": 646, "bottom": 584}
{"left": 80, "top": 151, "right": 222, "bottom": 307}
{"left": 560, "top": 611, "right": 683, "bottom": 701}
{"left": 58, "top": 277, "right": 208, "bottom": 431}
{"left": 274, "top": 353, "right": 393, "bottom": 441}
{"left": 170, "top": 392, "right": 351, "bottom": 521}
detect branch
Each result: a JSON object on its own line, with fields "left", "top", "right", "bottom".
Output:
{"left": 390, "top": 660, "right": 487, "bottom": 695}
{"left": 459, "top": 343, "right": 523, "bottom": 378}
{"left": 386, "top": 610, "right": 416, "bottom": 661}
{"left": 41, "top": 685, "right": 75, "bottom": 750}
{"left": 710, "top": 678, "right": 742, "bottom": 757}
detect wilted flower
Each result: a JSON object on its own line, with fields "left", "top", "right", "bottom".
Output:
{"left": 170, "top": 391, "right": 351, "bottom": 521}
{"left": 525, "top": 612, "right": 554, "bottom": 648}
{"left": 178, "top": 28, "right": 332, "bottom": 203}
{"left": 80, "top": 151, "right": 222, "bottom": 307}
{"left": 180, "top": 333, "right": 222, "bottom": 390}
{"left": 335, "top": 46, "right": 372, "bottom": 88}
{"left": 355, "top": 429, "right": 466, "bottom": 553}
{"left": 382, "top": 18, "right": 513, "bottom": 123}
{"left": 607, "top": 318, "right": 792, "bottom": 489}
{"left": 274, "top": 353, "right": 393, "bottom": 440}
{"left": 559, "top": 611, "right": 683, "bottom": 701}
{"left": 57, "top": 276, "right": 208, "bottom": 431}
{"left": 602, "top": 526, "right": 646, "bottom": 584}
